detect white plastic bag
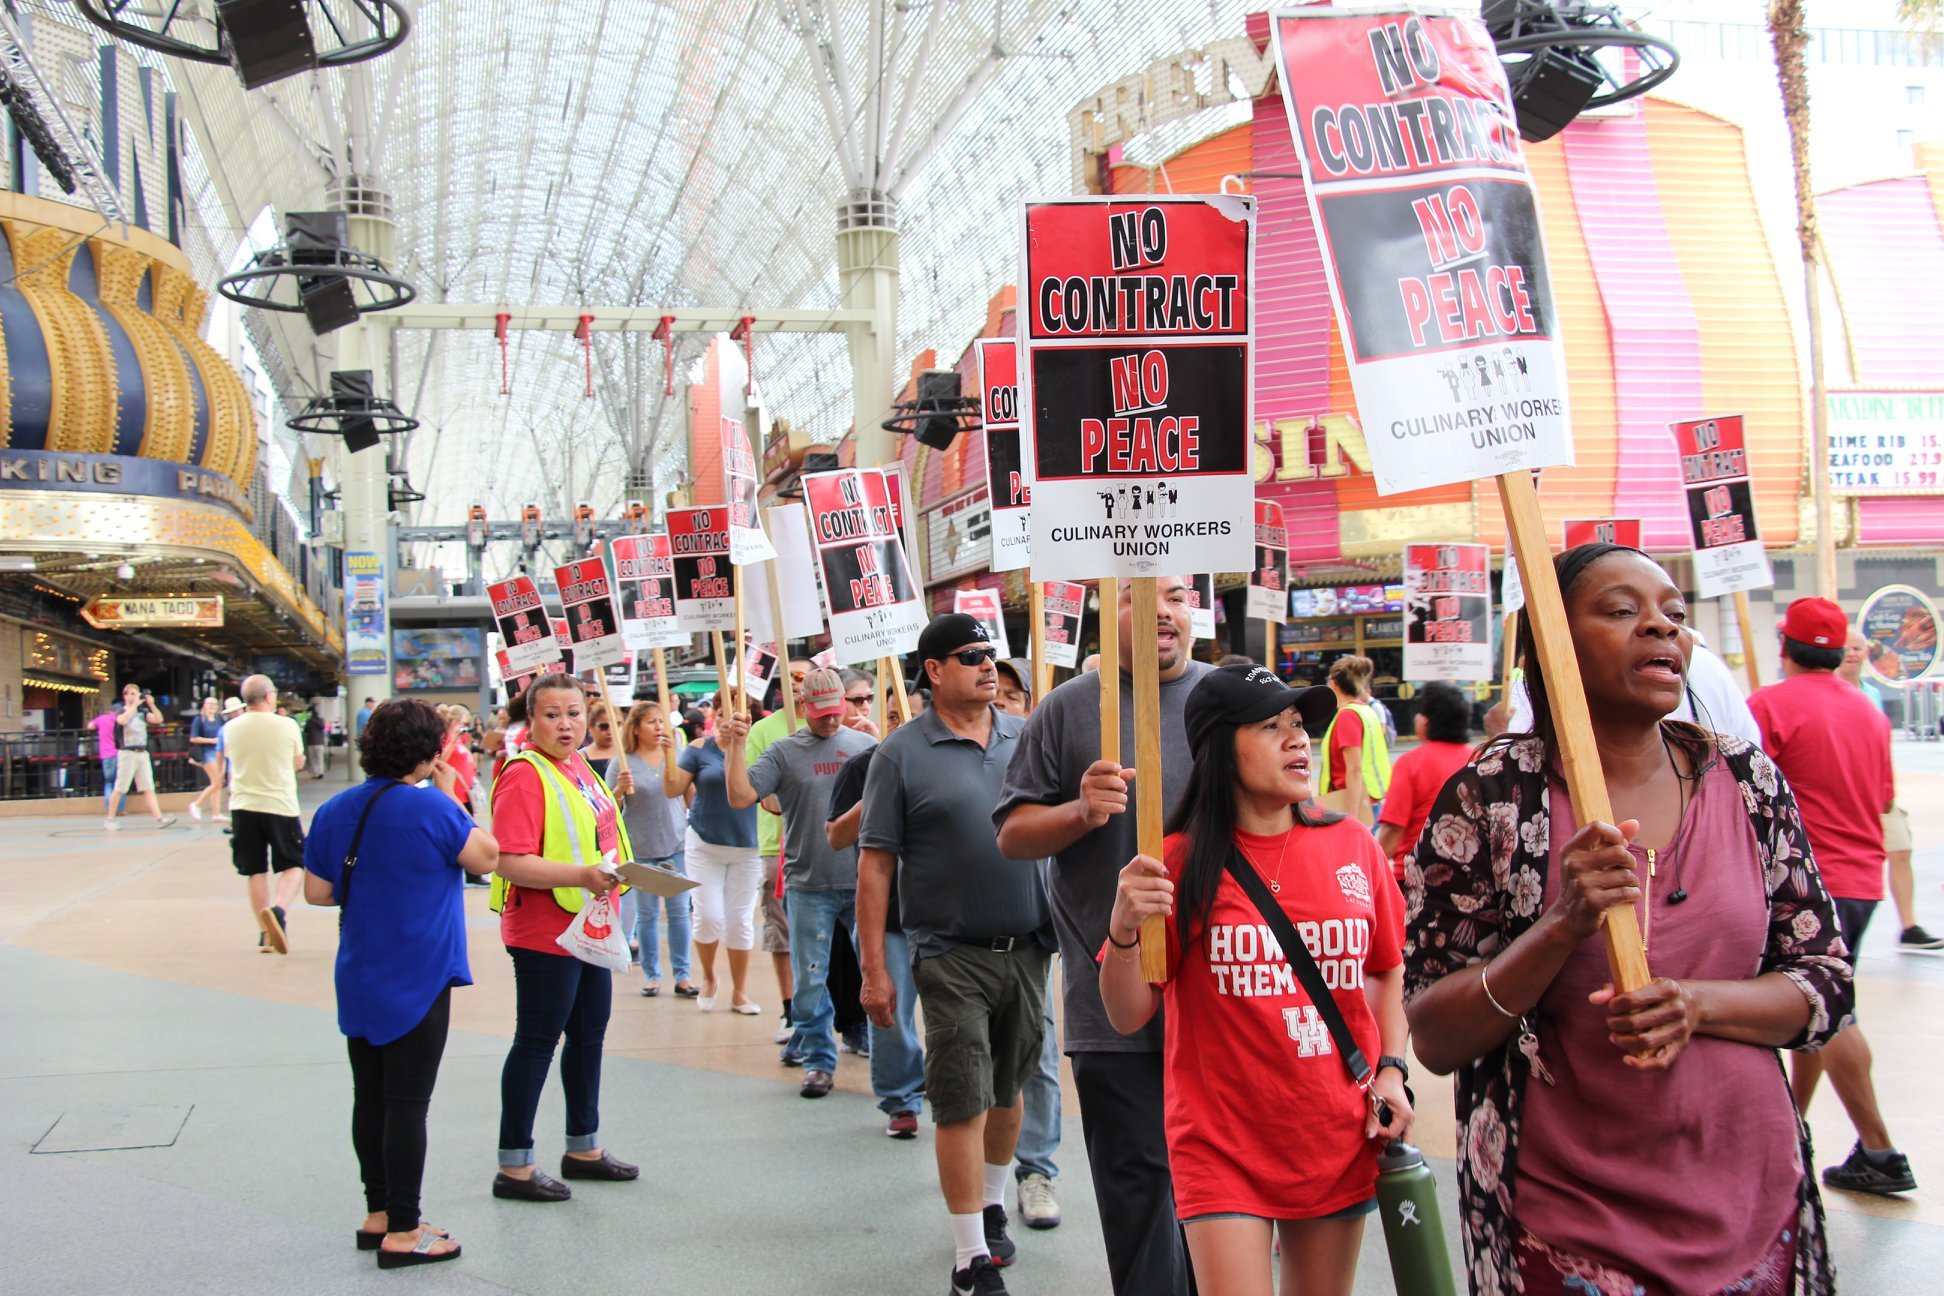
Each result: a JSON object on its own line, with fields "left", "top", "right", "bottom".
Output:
{"left": 555, "top": 890, "right": 632, "bottom": 973}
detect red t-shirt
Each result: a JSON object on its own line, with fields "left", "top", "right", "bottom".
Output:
{"left": 1748, "top": 671, "right": 1894, "bottom": 901}
{"left": 1377, "top": 740, "right": 1475, "bottom": 879}
{"left": 1326, "top": 708, "right": 1365, "bottom": 793}
{"left": 492, "top": 750, "right": 621, "bottom": 954}
{"left": 1154, "top": 819, "right": 1405, "bottom": 1219}
{"left": 443, "top": 735, "right": 477, "bottom": 806}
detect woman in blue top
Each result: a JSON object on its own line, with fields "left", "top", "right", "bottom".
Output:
{"left": 663, "top": 705, "right": 759, "bottom": 1012}
{"left": 304, "top": 698, "right": 499, "bottom": 1269}
{"left": 186, "top": 696, "right": 225, "bottom": 821}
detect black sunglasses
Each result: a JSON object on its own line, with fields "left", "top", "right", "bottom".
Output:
{"left": 843, "top": 693, "right": 873, "bottom": 704}
{"left": 951, "top": 647, "right": 999, "bottom": 667}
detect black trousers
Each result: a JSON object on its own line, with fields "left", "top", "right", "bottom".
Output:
{"left": 347, "top": 987, "right": 452, "bottom": 1234}
{"left": 499, "top": 947, "right": 611, "bottom": 1156}
{"left": 1071, "top": 1049, "right": 1193, "bottom": 1296}
{"left": 829, "top": 911, "right": 866, "bottom": 1034}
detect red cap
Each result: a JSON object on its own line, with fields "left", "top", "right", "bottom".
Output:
{"left": 1778, "top": 597, "right": 1848, "bottom": 648}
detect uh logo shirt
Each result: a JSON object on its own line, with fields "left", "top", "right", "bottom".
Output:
{"left": 1152, "top": 817, "right": 1407, "bottom": 1220}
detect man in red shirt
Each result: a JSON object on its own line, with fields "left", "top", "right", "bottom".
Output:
{"left": 1748, "top": 597, "right": 1915, "bottom": 1196}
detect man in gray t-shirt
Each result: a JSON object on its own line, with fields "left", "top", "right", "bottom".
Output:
{"left": 993, "top": 575, "right": 1208, "bottom": 1296}
{"left": 724, "top": 668, "right": 876, "bottom": 1096}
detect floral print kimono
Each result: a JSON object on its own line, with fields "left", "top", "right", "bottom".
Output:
{"left": 1401, "top": 731, "right": 1854, "bottom": 1296}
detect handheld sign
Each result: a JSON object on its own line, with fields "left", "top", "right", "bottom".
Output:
{"left": 722, "top": 415, "right": 776, "bottom": 565}
{"left": 1248, "top": 501, "right": 1289, "bottom": 623}
{"left": 756, "top": 503, "right": 828, "bottom": 641}
{"left": 490, "top": 575, "right": 557, "bottom": 675}
{"left": 882, "top": 462, "right": 922, "bottom": 580}
{"left": 738, "top": 634, "right": 781, "bottom": 708}
{"left": 954, "top": 587, "right": 1013, "bottom": 657}
{"left": 1275, "top": 7, "right": 1646, "bottom": 991}
{"left": 977, "top": 337, "right": 1032, "bottom": 573}
{"left": 1403, "top": 543, "right": 1492, "bottom": 682}
{"left": 552, "top": 618, "right": 575, "bottom": 671}
{"left": 1041, "top": 581, "right": 1085, "bottom": 670}
{"left": 666, "top": 507, "right": 734, "bottom": 633}
{"left": 1562, "top": 518, "right": 1642, "bottom": 550}
{"left": 802, "top": 467, "right": 928, "bottom": 666}
{"left": 1020, "top": 195, "right": 1257, "bottom": 583}
{"left": 1671, "top": 416, "right": 1772, "bottom": 598}
{"left": 611, "top": 534, "right": 691, "bottom": 651}
{"left": 553, "top": 557, "right": 628, "bottom": 672}
{"left": 496, "top": 647, "right": 559, "bottom": 701}
{"left": 1186, "top": 573, "right": 1217, "bottom": 641}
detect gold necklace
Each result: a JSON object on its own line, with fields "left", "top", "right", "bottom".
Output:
{"left": 1266, "top": 822, "right": 1296, "bottom": 894}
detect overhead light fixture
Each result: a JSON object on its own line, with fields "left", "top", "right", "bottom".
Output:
{"left": 1483, "top": 1, "right": 1679, "bottom": 143}
{"left": 0, "top": 555, "right": 36, "bottom": 572}
{"left": 116, "top": 562, "right": 136, "bottom": 581}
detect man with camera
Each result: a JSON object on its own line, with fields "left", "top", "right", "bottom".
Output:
{"left": 106, "top": 682, "right": 176, "bottom": 832}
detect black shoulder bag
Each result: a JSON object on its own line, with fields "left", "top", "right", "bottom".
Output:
{"left": 335, "top": 781, "right": 402, "bottom": 925}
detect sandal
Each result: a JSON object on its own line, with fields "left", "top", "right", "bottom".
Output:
{"left": 357, "top": 1224, "right": 447, "bottom": 1251}
{"left": 640, "top": 983, "right": 660, "bottom": 998}
{"left": 672, "top": 982, "right": 699, "bottom": 998}
{"left": 376, "top": 1227, "right": 461, "bottom": 1268}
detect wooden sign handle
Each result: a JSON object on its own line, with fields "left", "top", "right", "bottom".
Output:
{"left": 766, "top": 558, "right": 798, "bottom": 732}
{"left": 1732, "top": 589, "right": 1761, "bottom": 694}
{"left": 731, "top": 570, "right": 748, "bottom": 718}
{"left": 652, "top": 647, "right": 670, "bottom": 715}
{"left": 1098, "top": 577, "right": 1121, "bottom": 762}
{"left": 1498, "top": 472, "right": 1651, "bottom": 992}
{"left": 1029, "top": 575, "right": 1051, "bottom": 704}
{"left": 1500, "top": 613, "right": 1519, "bottom": 705}
{"left": 710, "top": 631, "right": 733, "bottom": 718}
{"left": 1128, "top": 577, "right": 1170, "bottom": 983}
{"left": 888, "top": 655, "right": 914, "bottom": 726}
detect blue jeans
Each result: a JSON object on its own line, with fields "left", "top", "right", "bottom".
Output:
{"left": 786, "top": 887, "right": 855, "bottom": 1074}
{"left": 1015, "top": 960, "right": 1061, "bottom": 1181}
{"left": 871, "top": 930, "right": 925, "bottom": 1116}
{"left": 498, "top": 947, "right": 610, "bottom": 1166}
{"left": 631, "top": 851, "right": 693, "bottom": 985}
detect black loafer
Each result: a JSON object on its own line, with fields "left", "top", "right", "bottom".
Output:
{"left": 492, "top": 1169, "right": 571, "bottom": 1201}
{"left": 560, "top": 1150, "right": 639, "bottom": 1181}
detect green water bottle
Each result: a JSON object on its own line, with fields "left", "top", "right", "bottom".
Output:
{"left": 1374, "top": 1138, "right": 1457, "bottom": 1296}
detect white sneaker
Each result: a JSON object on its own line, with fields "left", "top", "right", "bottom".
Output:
{"left": 104, "top": 820, "right": 120, "bottom": 831}
{"left": 773, "top": 1023, "right": 793, "bottom": 1044}
{"left": 1017, "top": 1172, "right": 1061, "bottom": 1229}
{"left": 214, "top": 813, "right": 228, "bottom": 822}
{"left": 189, "top": 803, "right": 203, "bottom": 821}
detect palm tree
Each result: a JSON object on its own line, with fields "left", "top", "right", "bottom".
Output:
{"left": 1768, "top": 1, "right": 1836, "bottom": 597}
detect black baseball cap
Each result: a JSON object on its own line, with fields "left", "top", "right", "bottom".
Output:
{"left": 1185, "top": 663, "right": 1335, "bottom": 756}
{"left": 917, "top": 612, "right": 991, "bottom": 663}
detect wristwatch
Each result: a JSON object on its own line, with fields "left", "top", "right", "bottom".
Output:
{"left": 1376, "top": 1055, "right": 1409, "bottom": 1082}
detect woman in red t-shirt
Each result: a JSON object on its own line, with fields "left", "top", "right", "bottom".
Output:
{"left": 438, "top": 705, "right": 478, "bottom": 813}
{"left": 487, "top": 674, "right": 634, "bottom": 1204}
{"left": 1102, "top": 664, "right": 1412, "bottom": 1296}
{"left": 1374, "top": 681, "right": 1477, "bottom": 883}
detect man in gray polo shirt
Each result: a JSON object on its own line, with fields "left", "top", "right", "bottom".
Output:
{"left": 859, "top": 614, "right": 1051, "bottom": 1296}
{"left": 994, "top": 576, "right": 1209, "bottom": 1296}
{"left": 722, "top": 667, "right": 875, "bottom": 1100}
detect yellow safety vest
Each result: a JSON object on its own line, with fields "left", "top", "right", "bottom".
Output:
{"left": 1317, "top": 701, "right": 1392, "bottom": 801}
{"left": 489, "top": 749, "right": 634, "bottom": 915}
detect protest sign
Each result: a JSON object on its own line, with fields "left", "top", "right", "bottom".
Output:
{"left": 1272, "top": 8, "right": 1572, "bottom": 495}
{"left": 603, "top": 655, "right": 635, "bottom": 708}
{"left": 1248, "top": 501, "right": 1288, "bottom": 622}
{"left": 722, "top": 415, "right": 776, "bottom": 565}
{"left": 610, "top": 534, "right": 691, "bottom": 650}
{"left": 489, "top": 574, "right": 557, "bottom": 675}
{"left": 1041, "top": 581, "right": 1085, "bottom": 670}
{"left": 811, "top": 648, "right": 838, "bottom": 670}
{"left": 666, "top": 507, "right": 735, "bottom": 632}
{"left": 802, "top": 468, "right": 928, "bottom": 666}
{"left": 496, "top": 646, "right": 560, "bottom": 700}
{"left": 882, "top": 462, "right": 922, "bottom": 580}
{"left": 552, "top": 617, "right": 574, "bottom": 667}
{"left": 1500, "top": 547, "right": 1525, "bottom": 619}
{"left": 1562, "top": 518, "right": 1643, "bottom": 550}
{"left": 953, "top": 587, "right": 1013, "bottom": 657}
{"left": 1403, "top": 542, "right": 1492, "bottom": 681}
{"left": 1020, "top": 194, "right": 1257, "bottom": 582}
{"left": 1670, "top": 415, "right": 1772, "bottom": 599}
{"left": 977, "top": 337, "right": 1032, "bottom": 572}
{"left": 738, "top": 634, "right": 780, "bottom": 708}
{"left": 553, "top": 557, "right": 628, "bottom": 671}
{"left": 752, "top": 503, "right": 826, "bottom": 642}
{"left": 1186, "top": 573, "right": 1217, "bottom": 640}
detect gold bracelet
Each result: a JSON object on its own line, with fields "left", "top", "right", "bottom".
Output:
{"left": 1479, "top": 960, "right": 1519, "bottom": 1019}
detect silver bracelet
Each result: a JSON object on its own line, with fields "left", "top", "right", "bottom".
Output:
{"left": 1478, "top": 960, "right": 1519, "bottom": 1019}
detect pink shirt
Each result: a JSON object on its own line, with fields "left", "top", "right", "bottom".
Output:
{"left": 90, "top": 712, "right": 118, "bottom": 760}
{"left": 1514, "top": 762, "right": 1802, "bottom": 1291}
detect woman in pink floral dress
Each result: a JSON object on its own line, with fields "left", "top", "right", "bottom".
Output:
{"left": 1402, "top": 545, "right": 1853, "bottom": 1296}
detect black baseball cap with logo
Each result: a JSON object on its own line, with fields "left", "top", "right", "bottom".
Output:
{"left": 1184, "top": 663, "right": 1336, "bottom": 756}
{"left": 916, "top": 612, "right": 992, "bottom": 663}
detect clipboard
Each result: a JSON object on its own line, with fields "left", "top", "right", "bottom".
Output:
{"left": 611, "top": 860, "right": 701, "bottom": 898}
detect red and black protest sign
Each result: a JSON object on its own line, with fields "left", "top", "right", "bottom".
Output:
{"left": 977, "top": 337, "right": 1031, "bottom": 572}
{"left": 1561, "top": 518, "right": 1643, "bottom": 550}
{"left": 721, "top": 414, "right": 775, "bottom": 564}
{"left": 1670, "top": 415, "right": 1772, "bottom": 598}
{"left": 665, "top": 506, "right": 734, "bottom": 632}
{"left": 802, "top": 468, "right": 927, "bottom": 665}
{"left": 1272, "top": 9, "right": 1573, "bottom": 494}
{"left": 611, "top": 533, "right": 690, "bottom": 650}
{"left": 1248, "top": 500, "right": 1289, "bottom": 622}
{"left": 1021, "top": 195, "right": 1257, "bottom": 581}
{"left": 1403, "top": 542, "right": 1492, "bottom": 681}
{"left": 1041, "top": 580, "right": 1085, "bottom": 670}
{"left": 553, "top": 556, "right": 627, "bottom": 671}
{"left": 489, "top": 574, "right": 556, "bottom": 674}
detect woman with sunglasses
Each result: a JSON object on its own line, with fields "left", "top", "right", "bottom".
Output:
{"left": 609, "top": 701, "right": 697, "bottom": 998}
{"left": 1101, "top": 664, "right": 1412, "bottom": 1296}
{"left": 1403, "top": 545, "right": 1853, "bottom": 1295}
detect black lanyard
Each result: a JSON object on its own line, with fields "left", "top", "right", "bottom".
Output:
{"left": 336, "top": 781, "right": 402, "bottom": 919}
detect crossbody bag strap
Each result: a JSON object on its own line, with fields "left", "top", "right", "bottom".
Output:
{"left": 1223, "top": 843, "right": 1372, "bottom": 1087}
{"left": 337, "top": 781, "right": 403, "bottom": 917}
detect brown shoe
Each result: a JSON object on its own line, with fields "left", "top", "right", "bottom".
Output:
{"left": 560, "top": 1150, "right": 639, "bottom": 1181}
{"left": 492, "top": 1169, "right": 571, "bottom": 1201}
{"left": 257, "top": 907, "right": 288, "bottom": 954}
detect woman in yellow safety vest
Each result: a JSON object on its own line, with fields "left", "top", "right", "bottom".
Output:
{"left": 486, "top": 672, "right": 637, "bottom": 1204}
{"left": 1317, "top": 655, "right": 1391, "bottom": 826}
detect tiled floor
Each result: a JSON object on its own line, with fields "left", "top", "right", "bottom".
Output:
{"left": 3, "top": 747, "right": 1941, "bottom": 1293}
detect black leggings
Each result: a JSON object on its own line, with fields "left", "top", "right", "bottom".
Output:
{"left": 347, "top": 987, "right": 452, "bottom": 1234}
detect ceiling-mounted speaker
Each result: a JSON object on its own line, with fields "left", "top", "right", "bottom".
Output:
{"left": 332, "top": 370, "right": 380, "bottom": 452}
{"left": 217, "top": 0, "right": 318, "bottom": 90}
{"left": 300, "top": 275, "right": 360, "bottom": 335}
{"left": 287, "top": 210, "right": 359, "bottom": 333}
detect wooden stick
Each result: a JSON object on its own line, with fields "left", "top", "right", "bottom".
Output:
{"left": 874, "top": 657, "right": 887, "bottom": 732}
{"left": 731, "top": 570, "right": 748, "bottom": 717}
{"left": 1098, "top": 577, "right": 1121, "bottom": 763}
{"left": 1129, "top": 577, "right": 1169, "bottom": 983}
{"left": 1498, "top": 472, "right": 1650, "bottom": 992}
{"left": 888, "top": 656, "right": 914, "bottom": 725}
{"left": 710, "top": 631, "right": 733, "bottom": 717}
{"left": 1500, "top": 613, "right": 1519, "bottom": 704}
{"left": 1732, "top": 590, "right": 1761, "bottom": 693}
{"left": 766, "top": 559, "right": 797, "bottom": 731}
{"left": 1029, "top": 576, "right": 1051, "bottom": 704}
{"left": 652, "top": 647, "right": 670, "bottom": 714}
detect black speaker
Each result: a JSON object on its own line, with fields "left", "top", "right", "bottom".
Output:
{"left": 1503, "top": 45, "right": 1603, "bottom": 143}
{"left": 218, "top": 0, "right": 318, "bottom": 90}
{"left": 285, "top": 210, "right": 348, "bottom": 264}
{"left": 330, "top": 369, "right": 380, "bottom": 450}
{"left": 912, "top": 369, "right": 964, "bottom": 451}
{"left": 299, "top": 273, "right": 360, "bottom": 334}
{"left": 340, "top": 416, "right": 381, "bottom": 453}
